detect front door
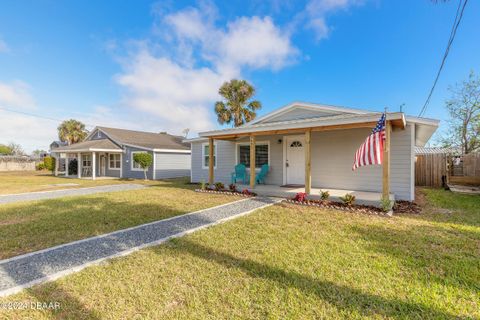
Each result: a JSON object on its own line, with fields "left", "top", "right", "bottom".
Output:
{"left": 100, "top": 155, "right": 106, "bottom": 176}
{"left": 286, "top": 136, "right": 305, "bottom": 185}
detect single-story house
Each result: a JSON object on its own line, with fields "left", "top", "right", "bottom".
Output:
{"left": 52, "top": 126, "right": 191, "bottom": 180}
{"left": 185, "top": 102, "right": 439, "bottom": 202}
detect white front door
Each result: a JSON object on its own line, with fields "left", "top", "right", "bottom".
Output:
{"left": 100, "top": 155, "right": 106, "bottom": 176}
{"left": 286, "top": 136, "right": 305, "bottom": 185}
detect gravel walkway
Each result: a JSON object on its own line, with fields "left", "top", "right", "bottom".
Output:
{"left": 0, "top": 196, "right": 279, "bottom": 297}
{"left": 0, "top": 184, "right": 146, "bottom": 205}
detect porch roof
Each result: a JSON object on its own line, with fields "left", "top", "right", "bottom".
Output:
{"left": 195, "top": 112, "right": 406, "bottom": 140}
{"left": 53, "top": 139, "right": 122, "bottom": 153}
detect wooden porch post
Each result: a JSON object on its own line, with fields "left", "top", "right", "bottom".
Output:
{"left": 208, "top": 137, "right": 214, "bottom": 185}
{"left": 305, "top": 130, "right": 311, "bottom": 194}
{"left": 65, "top": 156, "right": 69, "bottom": 177}
{"left": 250, "top": 135, "right": 256, "bottom": 189}
{"left": 92, "top": 152, "right": 96, "bottom": 180}
{"left": 77, "top": 153, "right": 82, "bottom": 178}
{"left": 382, "top": 121, "right": 391, "bottom": 199}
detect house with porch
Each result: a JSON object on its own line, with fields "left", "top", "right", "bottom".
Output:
{"left": 185, "top": 102, "right": 439, "bottom": 204}
{"left": 52, "top": 126, "right": 191, "bottom": 180}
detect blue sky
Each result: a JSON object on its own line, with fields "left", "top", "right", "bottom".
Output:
{"left": 0, "top": 0, "right": 478, "bottom": 152}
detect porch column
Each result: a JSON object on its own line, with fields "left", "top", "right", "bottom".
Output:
{"left": 250, "top": 135, "right": 256, "bottom": 189}
{"left": 208, "top": 137, "right": 214, "bottom": 185}
{"left": 54, "top": 157, "right": 58, "bottom": 176}
{"left": 92, "top": 152, "right": 96, "bottom": 180}
{"left": 65, "top": 156, "right": 69, "bottom": 177}
{"left": 382, "top": 120, "right": 391, "bottom": 199}
{"left": 77, "top": 152, "right": 82, "bottom": 178}
{"left": 305, "top": 130, "right": 311, "bottom": 194}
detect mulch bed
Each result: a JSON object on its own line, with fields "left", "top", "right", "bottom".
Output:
{"left": 393, "top": 200, "right": 422, "bottom": 214}
{"left": 283, "top": 199, "right": 389, "bottom": 215}
{"left": 195, "top": 189, "right": 257, "bottom": 197}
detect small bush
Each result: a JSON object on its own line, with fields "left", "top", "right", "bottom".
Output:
{"left": 380, "top": 196, "right": 394, "bottom": 212}
{"left": 293, "top": 192, "right": 307, "bottom": 202}
{"left": 43, "top": 156, "right": 55, "bottom": 172}
{"left": 320, "top": 190, "right": 330, "bottom": 201}
{"left": 340, "top": 193, "right": 356, "bottom": 206}
{"left": 68, "top": 158, "right": 78, "bottom": 175}
{"left": 229, "top": 184, "right": 237, "bottom": 192}
{"left": 242, "top": 189, "right": 253, "bottom": 196}
{"left": 200, "top": 180, "right": 206, "bottom": 190}
{"left": 214, "top": 182, "right": 225, "bottom": 191}
{"left": 36, "top": 163, "right": 46, "bottom": 171}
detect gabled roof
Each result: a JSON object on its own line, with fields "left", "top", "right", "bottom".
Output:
{"left": 244, "top": 101, "right": 372, "bottom": 126}
{"left": 88, "top": 126, "right": 190, "bottom": 150}
{"left": 53, "top": 139, "right": 122, "bottom": 152}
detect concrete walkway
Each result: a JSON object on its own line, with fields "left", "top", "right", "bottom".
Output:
{"left": 0, "top": 184, "right": 146, "bottom": 205}
{"left": 0, "top": 197, "right": 279, "bottom": 297}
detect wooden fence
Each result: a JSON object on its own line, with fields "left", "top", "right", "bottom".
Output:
{"left": 415, "top": 154, "right": 447, "bottom": 187}
{"left": 415, "top": 153, "right": 480, "bottom": 187}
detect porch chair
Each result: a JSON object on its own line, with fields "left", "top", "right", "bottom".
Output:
{"left": 231, "top": 163, "right": 249, "bottom": 184}
{"left": 256, "top": 164, "right": 270, "bottom": 184}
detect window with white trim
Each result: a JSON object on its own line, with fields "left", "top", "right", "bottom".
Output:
{"left": 202, "top": 143, "right": 216, "bottom": 169}
{"left": 131, "top": 151, "right": 146, "bottom": 170}
{"left": 237, "top": 143, "right": 269, "bottom": 168}
{"left": 82, "top": 154, "right": 91, "bottom": 167}
{"left": 109, "top": 154, "right": 121, "bottom": 169}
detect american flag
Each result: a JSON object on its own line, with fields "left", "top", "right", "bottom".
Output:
{"left": 352, "top": 113, "right": 386, "bottom": 171}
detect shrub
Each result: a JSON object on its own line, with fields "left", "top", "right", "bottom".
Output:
{"left": 293, "top": 192, "right": 307, "bottom": 202}
{"left": 229, "top": 183, "right": 237, "bottom": 192}
{"left": 133, "top": 153, "right": 153, "bottom": 180}
{"left": 43, "top": 156, "right": 55, "bottom": 172}
{"left": 36, "top": 163, "right": 46, "bottom": 171}
{"left": 200, "top": 180, "right": 206, "bottom": 190}
{"left": 320, "top": 190, "right": 330, "bottom": 201}
{"left": 68, "top": 158, "right": 78, "bottom": 175}
{"left": 214, "top": 182, "right": 225, "bottom": 191}
{"left": 340, "top": 193, "right": 356, "bottom": 206}
{"left": 380, "top": 196, "right": 394, "bottom": 212}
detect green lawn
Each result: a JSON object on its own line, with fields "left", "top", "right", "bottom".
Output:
{"left": 0, "top": 178, "right": 241, "bottom": 259}
{"left": 0, "top": 188, "right": 478, "bottom": 319}
{"left": 0, "top": 171, "right": 141, "bottom": 195}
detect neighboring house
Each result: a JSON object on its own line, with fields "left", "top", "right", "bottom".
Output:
{"left": 52, "top": 126, "right": 190, "bottom": 180}
{"left": 185, "top": 102, "right": 439, "bottom": 201}
{"left": 49, "top": 141, "right": 68, "bottom": 172}
{"left": 415, "top": 146, "right": 460, "bottom": 155}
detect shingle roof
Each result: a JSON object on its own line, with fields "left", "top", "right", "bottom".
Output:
{"left": 97, "top": 127, "right": 189, "bottom": 150}
{"left": 53, "top": 139, "right": 122, "bottom": 152}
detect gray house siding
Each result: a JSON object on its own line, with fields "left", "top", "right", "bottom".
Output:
{"left": 154, "top": 152, "right": 191, "bottom": 179}
{"left": 190, "top": 124, "right": 414, "bottom": 201}
{"left": 105, "top": 153, "right": 121, "bottom": 178}
{"left": 90, "top": 129, "right": 109, "bottom": 140}
{"left": 123, "top": 146, "right": 154, "bottom": 180}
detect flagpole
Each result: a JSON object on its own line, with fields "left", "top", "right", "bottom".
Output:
{"left": 382, "top": 107, "right": 391, "bottom": 201}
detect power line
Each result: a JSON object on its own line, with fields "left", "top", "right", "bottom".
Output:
{"left": 418, "top": 0, "right": 468, "bottom": 117}
{"left": 0, "top": 106, "right": 95, "bottom": 128}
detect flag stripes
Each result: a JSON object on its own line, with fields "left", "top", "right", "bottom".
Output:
{"left": 352, "top": 113, "right": 386, "bottom": 171}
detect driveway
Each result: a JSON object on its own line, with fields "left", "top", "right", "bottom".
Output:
{"left": 0, "top": 184, "right": 146, "bottom": 205}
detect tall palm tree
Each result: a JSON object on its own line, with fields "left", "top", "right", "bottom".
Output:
{"left": 214, "top": 79, "right": 262, "bottom": 127}
{"left": 57, "top": 119, "right": 88, "bottom": 145}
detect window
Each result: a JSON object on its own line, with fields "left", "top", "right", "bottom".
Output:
{"left": 82, "top": 154, "right": 91, "bottom": 167}
{"left": 131, "top": 151, "right": 146, "bottom": 170}
{"left": 109, "top": 154, "right": 121, "bottom": 169}
{"left": 290, "top": 141, "right": 303, "bottom": 147}
{"left": 237, "top": 143, "right": 269, "bottom": 168}
{"left": 202, "top": 143, "right": 216, "bottom": 169}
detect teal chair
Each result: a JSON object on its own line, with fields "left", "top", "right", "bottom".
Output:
{"left": 256, "top": 164, "right": 269, "bottom": 184}
{"left": 231, "top": 163, "right": 249, "bottom": 184}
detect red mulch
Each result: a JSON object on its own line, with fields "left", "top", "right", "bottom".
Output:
{"left": 393, "top": 200, "right": 422, "bottom": 214}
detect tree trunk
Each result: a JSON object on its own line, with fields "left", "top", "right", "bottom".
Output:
{"left": 144, "top": 169, "right": 147, "bottom": 180}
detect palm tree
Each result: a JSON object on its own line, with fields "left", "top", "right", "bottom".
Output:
{"left": 57, "top": 119, "right": 88, "bottom": 145}
{"left": 214, "top": 79, "right": 262, "bottom": 127}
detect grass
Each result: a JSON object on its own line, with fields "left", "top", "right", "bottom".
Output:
{"left": 0, "top": 171, "right": 142, "bottom": 195}
{"left": 0, "top": 178, "right": 241, "bottom": 259}
{"left": 0, "top": 188, "right": 478, "bottom": 319}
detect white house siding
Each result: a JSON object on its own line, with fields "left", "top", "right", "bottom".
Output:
{"left": 155, "top": 152, "right": 191, "bottom": 179}
{"left": 190, "top": 124, "right": 414, "bottom": 200}
{"left": 260, "top": 107, "right": 341, "bottom": 124}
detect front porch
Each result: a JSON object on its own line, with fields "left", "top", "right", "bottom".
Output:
{"left": 237, "top": 184, "right": 394, "bottom": 207}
